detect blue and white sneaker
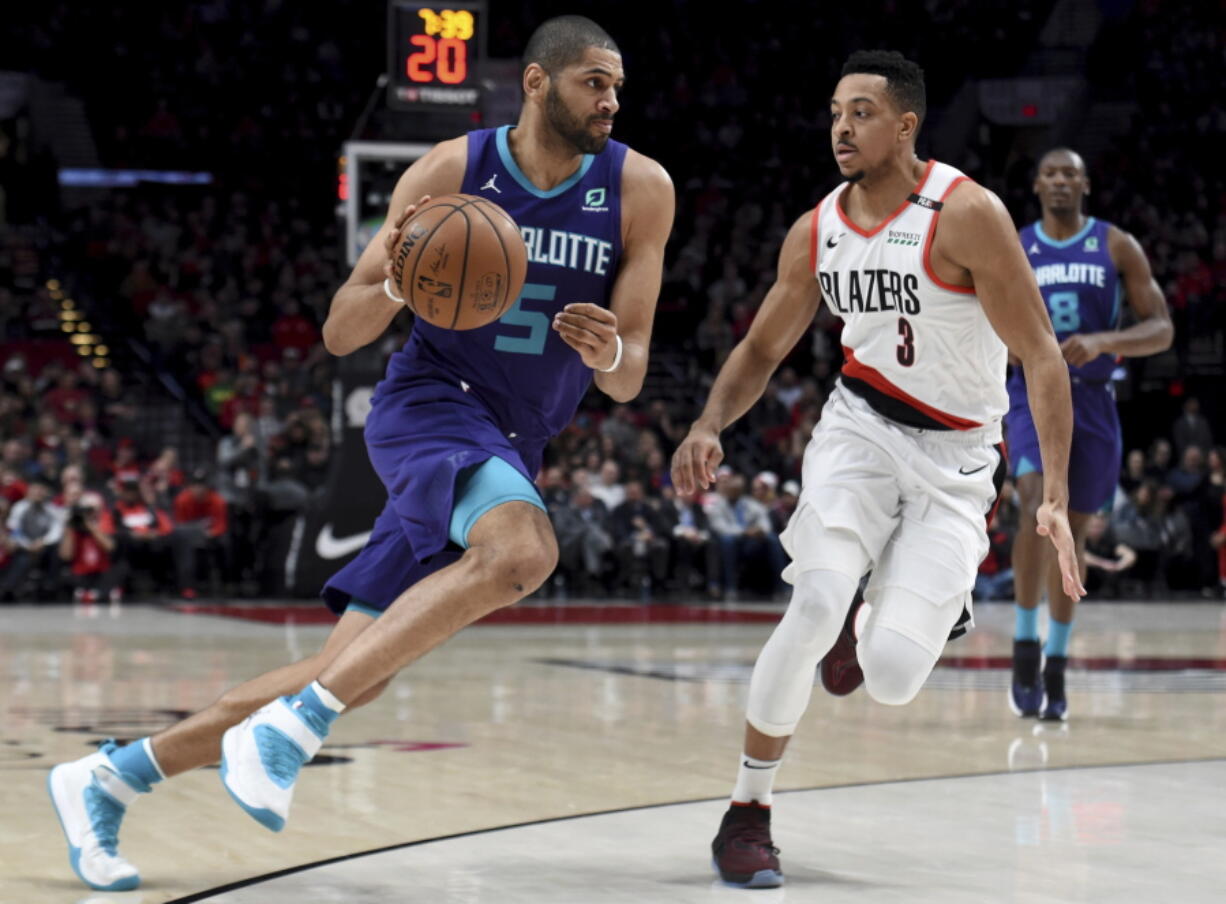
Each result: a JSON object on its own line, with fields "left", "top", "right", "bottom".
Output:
{"left": 1009, "top": 639, "right": 1044, "bottom": 717}
{"left": 47, "top": 742, "right": 147, "bottom": 891}
{"left": 220, "top": 697, "right": 326, "bottom": 832}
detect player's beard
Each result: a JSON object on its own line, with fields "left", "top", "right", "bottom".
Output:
{"left": 545, "top": 86, "right": 610, "bottom": 154}
{"left": 846, "top": 170, "right": 866, "bottom": 184}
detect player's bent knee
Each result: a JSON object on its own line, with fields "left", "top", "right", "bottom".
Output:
{"left": 465, "top": 532, "right": 557, "bottom": 602}
{"left": 503, "top": 543, "right": 556, "bottom": 597}
{"left": 859, "top": 627, "right": 938, "bottom": 706}
{"left": 786, "top": 568, "right": 855, "bottom": 651}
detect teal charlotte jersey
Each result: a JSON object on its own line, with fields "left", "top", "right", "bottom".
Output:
{"left": 322, "top": 127, "right": 629, "bottom": 613}
{"left": 1004, "top": 217, "right": 1123, "bottom": 512}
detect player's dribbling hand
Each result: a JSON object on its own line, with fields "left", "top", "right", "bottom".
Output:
{"left": 671, "top": 422, "right": 723, "bottom": 495}
{"left": 1035, "top": 501, "right": 1086, "bottom": 602}
{"left": 381, "top": 196, "right": 432, "bottom": 280}
{"left": 552, "top": 303, "right": 620, "bottom": 370}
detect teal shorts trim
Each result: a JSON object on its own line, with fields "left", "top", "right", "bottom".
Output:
{"left": 448, "top": 456, "right": 545, "bottom": 549}
{"left": 345, "top": 600, "right": 384, "bottom": 619}
{"left": 1013, "top": 454, "right": 1040, "bottom": 478}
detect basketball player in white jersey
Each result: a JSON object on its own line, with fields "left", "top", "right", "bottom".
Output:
{"left": 672, "top": 50, "right": 1084, "bottom": 888}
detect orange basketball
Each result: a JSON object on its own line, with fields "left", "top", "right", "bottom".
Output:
{"left": 389, "top": 194, "right": 527, "bottom": 330}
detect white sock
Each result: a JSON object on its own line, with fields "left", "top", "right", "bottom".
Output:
{"left": 310, "top": 680, "right": 347, "bottom": 713}
{"left": 731, "top": 753, "right": 781, "bottom": 806}
{"left": 142, "top": 737, "right": 167, "bottom": 780}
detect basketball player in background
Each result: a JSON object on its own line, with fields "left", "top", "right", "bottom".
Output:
{"left": 1008, "top": 148, "right": 1171, "bottom": 721}
{"left": 48, "top": 16, "right": 673, "bottom": 891}
{"left": 671, "top": 51, "right": 1083, "bottom": 888}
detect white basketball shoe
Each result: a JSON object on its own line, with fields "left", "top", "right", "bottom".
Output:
{"left": 47, "top": 743, "right": 147, "bottom": 891}
{"left": 220, "top": 697, "right": 326, "bottom": 832}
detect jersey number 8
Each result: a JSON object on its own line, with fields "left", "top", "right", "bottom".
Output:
{"left": 1048, "top": 291, "right": 1081, "bottom": 333}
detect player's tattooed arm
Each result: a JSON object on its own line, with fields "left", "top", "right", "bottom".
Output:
{"left": 938, "top": 182, "right": 1084, "bottom": 601}
{"left": 557, "top": 151, "right": 675, "bottom": 402}
{"left": 1061, "top": 226, "right": 1174, "bottom": 365}
{"left": 322, "top": 138, "right": 466, "bottom": 356}
{"left": 672, "top": 211, "right": 822, "bottom": 494}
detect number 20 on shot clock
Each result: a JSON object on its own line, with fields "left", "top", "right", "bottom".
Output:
{"left": 387, "top": 0, "right": 486, "bottom": 112}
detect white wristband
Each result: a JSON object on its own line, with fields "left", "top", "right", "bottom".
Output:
{"left": 596, "top": 334, "right": 624, "bottom": 373}
{"left": 383, "top": 277, "right": 406, "bottom": 305}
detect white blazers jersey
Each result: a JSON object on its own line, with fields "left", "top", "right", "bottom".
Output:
{"left": 811, "top": 160, "right": 1008, "bottom": 437}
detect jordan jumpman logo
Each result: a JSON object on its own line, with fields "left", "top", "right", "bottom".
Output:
{"left": 481, "top": 174, "right": 501, "bottom": 194}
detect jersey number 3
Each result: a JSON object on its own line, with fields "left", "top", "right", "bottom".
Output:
{"left": 897, "top": 317, "right": 915, "bottom": 367}
{"left": 493, "top": 283, "right": 554, "bottom": 355}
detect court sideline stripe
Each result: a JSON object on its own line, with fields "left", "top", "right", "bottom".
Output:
{"left": 164, "top": 755, "right": 1226, "bottom": 903}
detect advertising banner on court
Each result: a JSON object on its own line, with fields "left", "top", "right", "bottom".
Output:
{"left": 285, "top": 348, "right": 385, "bottom": 597}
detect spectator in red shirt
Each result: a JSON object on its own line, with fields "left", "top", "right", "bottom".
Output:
{"left": 1, "top": 465, "right": 28, "bottom": 505}
{"left": 171, "top": 468, "right": 229, "bottom": 598}
{"left": 45, "top": 370, "right": 90, "bottom": 424}
{"left": 112, "top": 440, "right": 142, "bottom": 486}
{"left": 146, "top": 446, "right": 185, "bottom": 508}
{"left": 60, "top": 492, "right": 120, "bottom": 603}
{"left": 270, "top": 300, "right": 320, "bottom": 355}
{"left": 218, "top": 374, "right": 261, "bottom": 431}
{"left": 112, "top": 475, "right": 174, "bottom": 597}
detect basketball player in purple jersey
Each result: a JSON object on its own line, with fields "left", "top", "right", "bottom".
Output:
{"left": 47, "top": 16, "right": 673, "bottom": 891}
{"left": 1007, "top": 148, "right": 1171, "bottom": 721}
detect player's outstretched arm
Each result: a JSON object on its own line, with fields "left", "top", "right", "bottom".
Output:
{"left": 939, "top": 184, "right": 1085, "bottom": 601}
{"left": 322, "top": 139, "right": 466, "bottom": 356}
{"left": 1059, "top": 227, "right": 1172, "bottom": 366}
{"left": 552, "top": 151, "right": 675, "bottom": 401}
{"left": 671, "top": 212, "right": 822, "bottom": 494}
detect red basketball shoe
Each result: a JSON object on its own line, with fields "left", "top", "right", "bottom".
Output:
{"left": 711, "top": 802, "right": 783, "bottom": 888}
{"left": 820, "top": 591, "right": 865, "bottom": 696}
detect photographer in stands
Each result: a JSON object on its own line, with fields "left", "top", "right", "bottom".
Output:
{"left": 59, "top": 492, "right": 119, "bottom": 603}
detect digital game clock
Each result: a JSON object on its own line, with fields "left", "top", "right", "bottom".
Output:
{"left": 387, "top": 0, "right": 485, "bottom": 111}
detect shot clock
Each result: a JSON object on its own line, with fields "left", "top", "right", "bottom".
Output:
{"left": 387, "top": 0, "right": 486, "bottom": 112}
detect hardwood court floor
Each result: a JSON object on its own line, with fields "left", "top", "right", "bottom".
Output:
{"left": 2, "top": 599, "right": 1224, "bottom": 903}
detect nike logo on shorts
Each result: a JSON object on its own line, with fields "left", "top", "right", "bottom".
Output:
{"left": 315, "top": 524, "right": 372, "bottom": 559}
{"left": 958, "top": 464, "right": 988, "bottom": 476}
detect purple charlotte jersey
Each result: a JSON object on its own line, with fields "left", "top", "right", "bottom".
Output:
{"left": 1005, "top": 218, "right": 1123, "bottom": 512}
{"left": 393, "top": 126, "right": 628, "bottom": 439}
{"left": 323, "top": 126, "right": 629, "bottom": 612}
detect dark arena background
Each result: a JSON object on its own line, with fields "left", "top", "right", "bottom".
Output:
{"left": 2, "top": 2, "right": 1224, "bottom": 902}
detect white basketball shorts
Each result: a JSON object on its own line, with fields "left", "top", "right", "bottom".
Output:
{"left": 779, "top": 382, "right": 1005, "bottom": 644}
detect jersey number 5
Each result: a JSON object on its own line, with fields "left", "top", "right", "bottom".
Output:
{"left": 897, "top": 317, "right": 915, "bottom": 367}
{"left": 493, "top": 282, "right": 554, "bottom": 355}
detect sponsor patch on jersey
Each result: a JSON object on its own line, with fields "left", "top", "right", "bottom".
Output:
{"left": 1084, "top": 236, "right": 1099, "bottom": 252}
{"left": 887, "top": 229, "right": 922, "bottom": 247}
{"left": 907, "top": 193, "right": 942, "bottom": 210}
{"left": 582, "top": 187, "right": 609, "bottom": 213}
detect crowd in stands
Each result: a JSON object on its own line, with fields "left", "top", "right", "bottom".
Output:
{"left": 2, "top": 1, "right": 1223, "bottom": 603}
{"left": 2, "top": 347, "right": 1222, "bottom": 603}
